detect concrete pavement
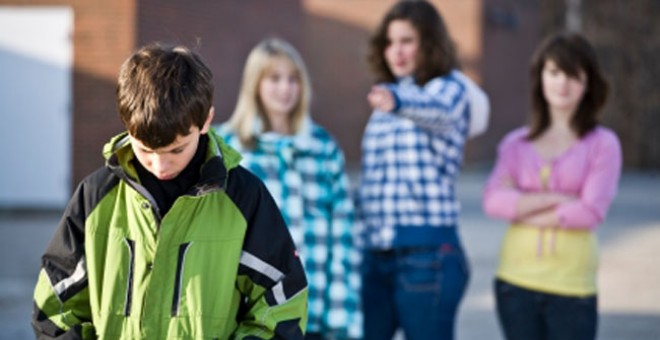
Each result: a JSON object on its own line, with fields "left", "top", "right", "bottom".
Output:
{"left": 1, "top": 169, "right": 659, "bottom": 339}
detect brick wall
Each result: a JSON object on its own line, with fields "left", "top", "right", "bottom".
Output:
{"left": 72, "top": 0, "right": 136, "bottom": 184}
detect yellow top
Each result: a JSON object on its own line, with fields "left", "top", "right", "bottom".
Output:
{"left": 496, "top": 164, "right": 598, "bottom": 296}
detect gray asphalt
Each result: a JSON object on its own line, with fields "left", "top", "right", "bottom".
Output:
{"left": 1, "top": 169, "right": 659, "bottom": 339}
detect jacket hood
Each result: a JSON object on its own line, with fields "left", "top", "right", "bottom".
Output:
{"left": 102, "top": 129, "right": 243, "bottom": 179}
{"left": 215, "top": 116, "right": 317, "bottom": 154}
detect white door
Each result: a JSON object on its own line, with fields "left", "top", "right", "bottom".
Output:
{"left": 0, "top": 7, "right": 73, "bottom": 208}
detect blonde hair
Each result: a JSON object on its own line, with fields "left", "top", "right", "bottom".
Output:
{"left": 227, "top": 38, "right": 312, "bottom": 148}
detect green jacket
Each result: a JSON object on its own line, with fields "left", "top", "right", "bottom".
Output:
{"left": 32, "top": 131, "right": 308, "bottom": 339}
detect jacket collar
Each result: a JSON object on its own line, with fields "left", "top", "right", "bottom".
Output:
{"left": 251, "top": 116, "right": 315, "bottom": 152}
{"left": 103, "top": 130, "right": 242, "bottom": 190}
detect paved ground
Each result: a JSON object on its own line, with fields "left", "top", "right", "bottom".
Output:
{"left": 1, "top": 169, "right": 659, "bottom": 339}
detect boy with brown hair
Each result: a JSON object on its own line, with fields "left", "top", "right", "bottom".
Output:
{"left": 31, "top": 43, "right": 308, "bottom": 339}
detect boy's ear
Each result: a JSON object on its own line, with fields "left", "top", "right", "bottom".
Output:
{"left": 200, "top": 107, "right": 215, "bottom": 134}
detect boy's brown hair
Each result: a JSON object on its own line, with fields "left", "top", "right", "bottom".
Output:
{"left": 116, "top": 44, "right": 214, "bottom": 148}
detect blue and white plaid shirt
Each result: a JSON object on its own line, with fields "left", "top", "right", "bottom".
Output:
{"left": 216, "top": 119, "right": 362, "bottom": 339}
{"left": 357, "top": 70, "right": 471, "bottom": 250}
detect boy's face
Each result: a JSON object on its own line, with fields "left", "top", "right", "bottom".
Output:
{"left": 129, "top": 109, "right": 213, "bottom": 181}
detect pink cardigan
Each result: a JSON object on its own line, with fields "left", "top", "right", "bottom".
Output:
{"left": 483, "top": 126, "right": 622, "bottom": 230}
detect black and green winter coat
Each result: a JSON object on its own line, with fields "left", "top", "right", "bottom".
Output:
{"left": 32, "top": 131, "right": 308, "bottom": 339}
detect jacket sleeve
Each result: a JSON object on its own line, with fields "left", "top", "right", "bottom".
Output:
{"left": 324, "top": 143, "right": 362, "bottom": 339}
{"left": 454, "top": 71, "right": 490, "bottom": 139}
{"left": 32, "top": 181, "right": 95, "bottom": 340}
{"left": 386, "top": 71, "right": 469, "bottom": 134}
{"left": 229, "top": 168, "right": 308, "bottom": 339}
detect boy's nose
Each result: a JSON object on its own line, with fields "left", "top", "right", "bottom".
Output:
{"left": 151, "top": 155, "right": 170, "bottom": 173}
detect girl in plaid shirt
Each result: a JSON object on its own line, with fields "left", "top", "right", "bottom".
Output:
{"left": 357, "top": 2, "right": 489, "bottom": 339}
{"left": 215, "top": 38, "right": 362, "bottom": 340}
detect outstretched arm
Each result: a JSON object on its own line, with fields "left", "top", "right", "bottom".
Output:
{"left": 368, "top": 72, "right": 469, "bottom": 134}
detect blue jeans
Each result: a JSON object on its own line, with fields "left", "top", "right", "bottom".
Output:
{"left": 494, "top": 279, "right": 597, "bottom": 340}
{"left": 361, "top": 242, "right": 470, "bottom": 340}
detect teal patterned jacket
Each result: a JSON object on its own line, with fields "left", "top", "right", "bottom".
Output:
{"left": 216, "top": 118, "right": 362, "bottom": 339}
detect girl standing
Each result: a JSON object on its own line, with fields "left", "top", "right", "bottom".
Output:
{"left": 356, "top": 1, "right": 489, "bottom": 339}
{"left": 483, "top": 32, "right": 622, "bottom": 340}
{"left": 216, "top": 38, "right": 362, "bottom": 340}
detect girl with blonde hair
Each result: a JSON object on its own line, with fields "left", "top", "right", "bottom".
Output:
{"left": 216, "top": 38, "right": 362, "bottom": 340}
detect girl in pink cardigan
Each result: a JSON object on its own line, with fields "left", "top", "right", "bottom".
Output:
{"left": 483, "top": 32, "right": 622, "bottom": 340}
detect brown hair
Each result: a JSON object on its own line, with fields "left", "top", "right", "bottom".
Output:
{"left": 116, "top": 43, "right": 214, "bottom": 148}
{"left": 368, "top": 0, "right": 458, "bottom": 86}
{"left": 528, "top": 32, "right": 608, "bottom": 140}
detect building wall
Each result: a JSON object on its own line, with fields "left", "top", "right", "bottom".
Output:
{"left": 135, "top": 0, "right": 490, "bottom": 166}
{"left": 476, "top": 1, "right": 542, "bottom": 167}
{"left": 74, "top": 0, "right": 136, "bottom": 184}
{"left": 4, "top": 0, "right": 656, "bottom": 204}
{"left": 136, "top": 1, "right": 306, "bottom": 129}
{"left": 0, "top": 0, "right": 136, "bottom": 186}
{"left": 581, "top": 0, "right": 660, "bottom": 169}
{"left": 0, "top": 0, "right": 530, "bottom": 194}
{"left": 541, "top": 0, "right": 660, "bottom": 168}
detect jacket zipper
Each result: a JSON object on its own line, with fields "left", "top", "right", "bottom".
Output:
{"left": 122, "top": 238, "right": 135, "bottom": 316}
{"left": 171, "top": 242, "right": 193, "bottom": 316}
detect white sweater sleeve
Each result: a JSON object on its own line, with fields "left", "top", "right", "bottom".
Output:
{"left": 455, "top": 71, "right": 490, "bottom": 139}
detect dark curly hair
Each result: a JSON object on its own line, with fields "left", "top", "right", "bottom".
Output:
{"left": 368, "top": 0, "right": 458, "bottom": 86}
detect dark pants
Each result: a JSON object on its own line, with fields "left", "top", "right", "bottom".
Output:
{"left": 494, "top": 279, "right": 597, "bottom": 340}
{"left": 361, "top": 242, "right": 470, "bottom": 340}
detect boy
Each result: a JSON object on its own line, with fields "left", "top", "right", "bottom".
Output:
{"left": 31, "top": 44, "right": 308, "bottom": 339}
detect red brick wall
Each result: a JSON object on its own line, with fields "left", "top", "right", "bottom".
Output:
{"left": 72, "top": 0, "right": 136, "bottom": 184}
